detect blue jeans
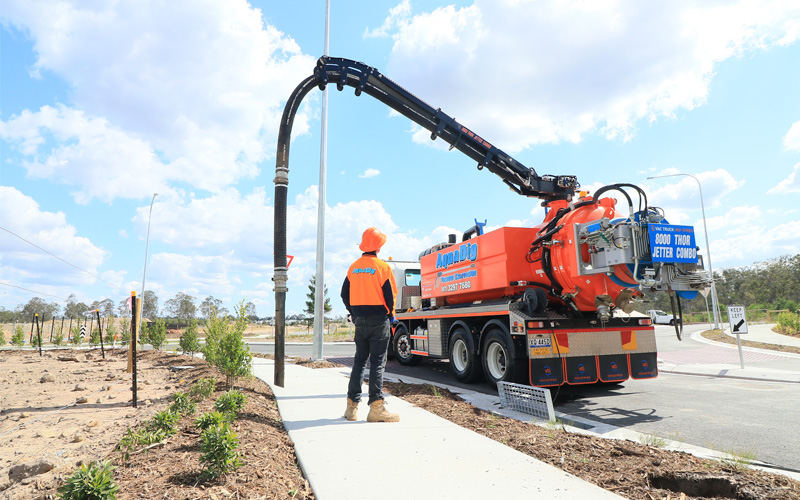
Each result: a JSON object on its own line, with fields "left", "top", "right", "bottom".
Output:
{"left": 347, "top": 315, "right": 391, "bottom": 404}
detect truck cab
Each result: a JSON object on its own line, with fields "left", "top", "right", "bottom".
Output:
{"left": 647, "top": 309, "right": 680, "bottom": 325}
{"left": 385, "top": 259, "right": 422, "bottom": 311}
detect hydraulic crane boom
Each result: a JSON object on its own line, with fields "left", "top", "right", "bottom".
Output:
{"left": 271, "top": 56, "right": 579, "bottom": 386}
{"left": 277, "top": 56, "right": 578, "bottom": 201}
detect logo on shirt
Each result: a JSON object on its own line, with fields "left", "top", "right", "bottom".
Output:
{"left": 351, "top": 267, "right": 376, "bottom": 275}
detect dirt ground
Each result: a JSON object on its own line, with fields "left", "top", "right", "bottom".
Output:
{"left": 2, "top": 348, "right": 799, "bottom": 500}
{"left": 0, "top": 348, "right": 311, "bottom": 500}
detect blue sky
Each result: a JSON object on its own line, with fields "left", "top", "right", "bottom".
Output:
{"left": 2, "top": 0, "right": 799, "bottom": 319}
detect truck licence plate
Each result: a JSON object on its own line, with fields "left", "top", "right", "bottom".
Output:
{"left": 529, "top": 335, "right": 552, "bottom": 356}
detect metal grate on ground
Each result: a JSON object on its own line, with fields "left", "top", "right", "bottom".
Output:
{"left": 497, "top": 381, "right": 555, "bottom": 421}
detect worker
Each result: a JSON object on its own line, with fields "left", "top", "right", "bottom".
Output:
{"left": 341, "top": 227, "right": 400, "bottom": 422}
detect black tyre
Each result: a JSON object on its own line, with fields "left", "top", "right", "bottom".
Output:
{"left": 449, "top": 328, "right": 482, "bottom": 382}
{"left": 481, "top": 328, "right": 522, "bottom": 388}
{"left": 394, "top": 326, "right": 421, "bottom": 366}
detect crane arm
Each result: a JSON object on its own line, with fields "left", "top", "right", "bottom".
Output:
{"left": 312, "top": 56, "right": 578, "bottom": 200}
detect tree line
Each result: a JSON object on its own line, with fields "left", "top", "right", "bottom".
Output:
{"left": 637, "top": 254, "right": 800, "bottom": 315}
{"left": 0, "top": 292, "right": 259, "bottom": 326}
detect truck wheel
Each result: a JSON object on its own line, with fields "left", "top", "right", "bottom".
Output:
{"left": 394, "top": 327, "right": 420, "bottom": 366}
{"left": 481, "top": 329, "right": 519, "bottom": 389}
{"left": 449, "top": 329, "right": 482, "bottom": 383}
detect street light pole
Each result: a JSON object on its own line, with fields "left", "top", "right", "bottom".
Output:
{"left": 312, "top": 0, "right": 331, "bottom": 361}
{"left": 647, "top": 174, "right": 721, "bottom": 329}
{"left": 138, "top": 193, "right": 158, "bottom": 339}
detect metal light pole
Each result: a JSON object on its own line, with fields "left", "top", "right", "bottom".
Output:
{"left": 647, "top": 174, "right": 721, "bottom": 329}
{"left": 138, "top": 193, "right": 157, "bottom": 340}
{"left": 312, "top": 0, "right": 331, "bottom": 361}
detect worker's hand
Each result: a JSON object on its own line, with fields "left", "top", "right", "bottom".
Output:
{"left": 346, "top": 314, "right": 352, "bottom": 323}
{"left": 391, "top": 317, "right": 399, "bottom": 326}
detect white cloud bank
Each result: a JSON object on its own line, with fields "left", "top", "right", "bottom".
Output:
{"left": 372, "top": 0, "right": 800, "bottom": 150}
{"left": 0, "top": 0, "right": 315, "bottom": 203}
{"left": 0, "top": 186, "right": 111, "bottom": 294}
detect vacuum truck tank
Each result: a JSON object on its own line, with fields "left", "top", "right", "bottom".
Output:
{"left": 420, "top": 184, "right": 710, "bottom": 322}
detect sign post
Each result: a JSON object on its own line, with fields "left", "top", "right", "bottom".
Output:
{"left": 727, "top": 305, "right": 748, "bottom": 369}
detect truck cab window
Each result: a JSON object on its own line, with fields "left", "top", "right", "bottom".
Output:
{"left": 405, "top": 270, "right": 421, "bottom": 287}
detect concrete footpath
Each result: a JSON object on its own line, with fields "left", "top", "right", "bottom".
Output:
{"left": 252, "top": 359, "right": 625, "bottom": 500}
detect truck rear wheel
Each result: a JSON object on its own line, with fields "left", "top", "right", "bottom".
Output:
{"left": 482, "top": 329, "right": 519, "bottom": 389}
{"left": 394, "top": 327, "right": 421, "bottom": 366}
{"left": 449, "top": 328, "right": 482, "bottom": 382}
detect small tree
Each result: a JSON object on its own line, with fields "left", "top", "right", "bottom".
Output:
{"left": 148, "top": 318, "right": 167, "bottom": 351}
{"left": 120, "top": 317, "right": 131, "bottom": 344}
{"left": 304, "top": 276, "right": 332, "bottom": 327}
{"left": 11, "top": 324, "right": 25, "bottom": 346}
{"left": 70, "top": 325, "right": 83, "bottom": 345}
{"left": 202, "top": 307, "right": 227, "bottom": 367}
{"left": 53, "top": 325, "right": 64, "bottom": 346}
{"left": 179, "top": 319, "right": 201, "bottom": 357}
{"left": 104, "top": 320, "right": 117, "bottom": 344}
{"left": 0, "top": 324, "right": 6, "bottom": 345}
{"left": 216, "top": 302, "right": 253, "bottom": 389}
{"left": 89, "top": 327, "right": 101, "bottom": 346}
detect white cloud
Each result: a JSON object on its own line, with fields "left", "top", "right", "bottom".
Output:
{"left": 358, "top": 168, "right": 381, "bottom": 178}
{"left": 0, "top": 185, "right": 110, "bottom": 293}
{"left": 1, "top": 0, "right": 316, "bottom": 202}
{"left": 128, "top": 185, "right": 453, "bottom": 315}
{"left": 769, "top": 163, "right": 800, "bottom": 194}
{"left": 0, "top": 106, "right": 174, "bottom": 203}
{"left": 372, "top": 0, "right": 800, "bottom": 150}
{"left": 784, "top": 121, "right": 800, "bottom": 151}
{"left": 645, "top": 168, "right": 744, "bottom": 216}
{"left": 712, "top": 218, "right": 800, "bottom": 265}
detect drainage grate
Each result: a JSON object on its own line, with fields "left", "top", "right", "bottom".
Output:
{"left": 497, "top": 382, "right": 555, "bottom": 421}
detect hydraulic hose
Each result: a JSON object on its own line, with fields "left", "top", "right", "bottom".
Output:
{"left": 273, "top": 74, "right": 317, "bottom": 387}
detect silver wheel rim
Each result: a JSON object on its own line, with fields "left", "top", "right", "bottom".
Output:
{"left": 486, "top": 342, "right": 507, "bottom": 380}
{"left": 397, "top": 334, "right": 411, "bottom": 360}
{"left": 452, "top": 338, "right": 468, "bottom": 372}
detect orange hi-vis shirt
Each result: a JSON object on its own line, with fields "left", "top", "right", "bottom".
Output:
{"left": 340, "top": 253, "right": 398, "bottom": 318}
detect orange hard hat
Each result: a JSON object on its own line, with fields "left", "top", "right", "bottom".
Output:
{"left": 359, "top": 227, "right": 387, "bottom": 252}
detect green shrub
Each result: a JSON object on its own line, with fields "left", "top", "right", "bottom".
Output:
{"left": 11, "top": 325, "right": 25, "bottom": 346}
{"left": 777, "top": 312, "right": 800, "bottom": 335}
{"left": 30, "top": 332, "right": 42, "bottom": 347}
{"left": 104, "top": 320, "right": 117, "bottom": 344}
{"left": 118, "top": 318, "right": 131, "bottom": 344}
{"left": 146, "top": 410, "right": 180, "bottom": 436}
{"left": 53, "top": 328, "right": 64, "bottom": 346}
{"left": 179, "top": 320, "right": 201, "bottom": 356}
{"left": 199, "top": 423, "right": 241, "bottom": 480}
{"left": 0, "top": 325, "right": 5, "bottom": 345}
{"left": 89, "top": 327, "right": 102, "bottom": 346}
{"left": 195, "top": 411, "right": 228, "bottom": 430}
{"left": 169, "top": 392, "right": 196, "bottom": 416}
{"left": 214, "top": 390, "right": 247, "bottom": 418}
{"left": 189, "top": 377, "right": 217, "bottom": 400}
{"left": 57, "top": 460, "right": 118, "bottom": 500}
{"left": 70, "top": 326, "right": 83, "bottom": 345}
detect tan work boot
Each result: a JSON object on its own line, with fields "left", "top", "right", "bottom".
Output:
{"left": 367, "top": 400, "right": 400, "bottom": 422}
{"left": 344, "top": 398, "right": 359, "bottom": 421}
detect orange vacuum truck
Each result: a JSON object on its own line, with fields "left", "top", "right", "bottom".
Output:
{"left": 273, "top": 57, "right": 713, "bottom": 389}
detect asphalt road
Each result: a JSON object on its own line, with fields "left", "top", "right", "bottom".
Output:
{"left": 250, "top": 327, "right": 800, "bottom": 471}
